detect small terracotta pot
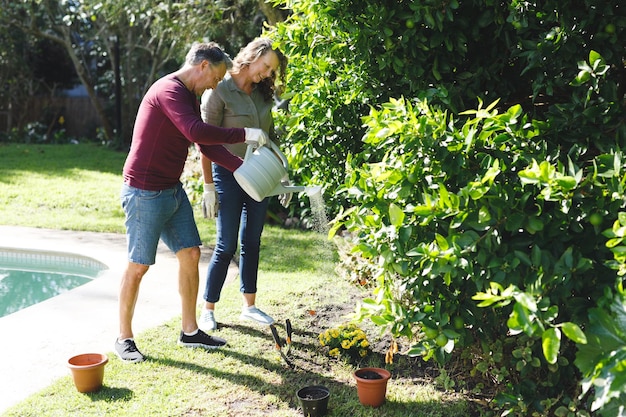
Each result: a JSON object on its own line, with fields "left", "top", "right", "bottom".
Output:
{"left": 353, "top": 367, "right": 391, "bottom": 407}
{"left": 67, "top": 353, "right": 108, "bottom": 393}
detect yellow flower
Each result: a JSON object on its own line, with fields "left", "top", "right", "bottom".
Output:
{"left": 320, "top": 323, "right": 371, "bottom": 361}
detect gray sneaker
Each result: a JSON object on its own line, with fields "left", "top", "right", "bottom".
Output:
{"left": 115, "top": 338, "right": 145, "bottom": 363}
{"left": 199, "top": 309, "right": 217, "bottom": 331}
{"left": 240, "top": 306, "right": 274, "bottom": 325}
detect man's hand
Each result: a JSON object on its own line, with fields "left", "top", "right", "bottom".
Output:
{"left": 202, "top": 183, "right": 219, "bottom": 219}
{"left": 243, "top": 128, "right": 268, "bottom": 148}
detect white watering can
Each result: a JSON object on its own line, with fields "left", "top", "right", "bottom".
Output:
{"left": 234, "top": 141, "right": 322, "bottom": 202}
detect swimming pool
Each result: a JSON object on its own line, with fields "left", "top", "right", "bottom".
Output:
{"left": 0, "top": 247, "right": 109, "bottom": 318}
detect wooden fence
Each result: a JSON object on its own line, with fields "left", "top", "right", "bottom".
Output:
{"left": 0, "top": 96, "right": 103, "bottom": 139}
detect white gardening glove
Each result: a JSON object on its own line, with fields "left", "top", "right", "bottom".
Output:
{"left": 278, "top": 177, "right": 292, "bottom": 208}
{"left": 243, "top": 128, "right": 268, "bottom": 148}
{"left": 202, "top": 183, "right": 219, "bottom": 219}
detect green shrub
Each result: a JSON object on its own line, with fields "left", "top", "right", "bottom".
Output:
{"left": 331, "top": 88, "right": 626, "bottom": 414}
{"left": 575, "top": 286, "right": 626, "bottom": 417}
{"left": 572, "top": 213, "right": 626, "bottom": 415}
{"left": 269, "top": 0, "right": 626, "bottom": 412}
{"left": 272, "top": 0, "right": 626, "bottom": 224}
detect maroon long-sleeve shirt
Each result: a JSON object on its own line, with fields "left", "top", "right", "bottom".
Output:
{"left": 123, "top": 74, "right": 244, "bottom": 191}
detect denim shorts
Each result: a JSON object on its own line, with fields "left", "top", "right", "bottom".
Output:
{"left": 120, "top": 182, "right": 202, "bottom": 265}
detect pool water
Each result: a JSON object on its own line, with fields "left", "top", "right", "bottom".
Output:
{"left": 0, "top": 248, "right": 108, "bottom": 318}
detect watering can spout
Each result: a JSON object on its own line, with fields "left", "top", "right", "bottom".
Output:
{"left": 267, "top": 184, "right": 322, "bottom": 198}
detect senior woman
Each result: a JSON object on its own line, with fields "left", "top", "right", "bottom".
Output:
{"left": 198, "top": 38, "right": 289, "bottom": 331}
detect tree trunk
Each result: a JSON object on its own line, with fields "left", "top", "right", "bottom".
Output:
{"left": 257, "top": 0, "right": 290, "bottom": 25}
{"left": 58, "top": 29, "right": 116, "bottom": 143}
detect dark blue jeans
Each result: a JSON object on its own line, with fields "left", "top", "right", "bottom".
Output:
{"left": 203, "top": 164, "right": 269, "bottom": 303}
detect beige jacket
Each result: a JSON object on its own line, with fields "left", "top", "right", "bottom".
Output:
{"left": 200, "top": 74, "right": 276, "bottom": 159}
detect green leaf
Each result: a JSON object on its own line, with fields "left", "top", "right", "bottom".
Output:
{"left": 571, "top": 70, "right": 590, "bottom": 86}
{"left": 508, "top": 302, "right": 533, "bottom": 335}
{"left": 542, "top": 327, "right": 561, "bottom": 364}
{"left": 468, "top": 185, "right": 488, "bottom": 200}
{"left": 371, "top": 315, "right": 390, "bottom": 325}
{"left": 407, "top": 344, "right": 428, "bottom": 358}
{"left": 513, "top": 250, "right": 532, "bottom": 266}
{"left": 442, "top": 328, "right": 461, "bottom": 339}
{"left": 554, "top": 406, "right": 570, "bottom": 416}
{"left": 513, "top": 292, "right": 537, "bottom": 313}
{"left": 478, "top": 206, "right": 491, "bottom": 224}
{"left": 526, "top": 217, "right": 544, "bottom": 234}
{"left": 473, "top": 292, "right": 505, "bottom": 307}
{"left": 389, "top": 203, "right": 405, "bottom": 227}
{"left": 435, "top": 233, "right": 449, "bottom": 251}
{"left": 561, "top": 322, "right": 587, "bottom": 344}
{"left": 589, "top": 50, "right": 602, "bottom": 66}
{"left": 413, "top": 205, "right": 435, "bottom": 216}
{"left": 554, "top": 176, "right": 577, "bottom": 190}
{"left": 360, "top": 298, "right": 382, "bottom": 311}
{"left": 375, "top": 127, "right": 391, "bottom": 138}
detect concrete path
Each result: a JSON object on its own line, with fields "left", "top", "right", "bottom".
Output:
{"left": 0, "top": 226, "right": 234, "bottom": 413}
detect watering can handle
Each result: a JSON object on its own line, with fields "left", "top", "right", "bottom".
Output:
{"left": 243, "top": 143, "right": 255, "bottom": 161}
{"left": 243, "top": 141, "right": 289, "bottom": 171}
{"left": 269, "top": 141, "right": 289, "bottom": 171}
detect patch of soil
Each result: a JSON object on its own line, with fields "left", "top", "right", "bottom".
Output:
{"left": 298, "top": 299, "right": 437, "bottom": 378}
{"left": 285, "top": 286, "right": 490, "bottom": 416}
{"left": 354, "top": 370, "right": 382, "bottom": 380}
{"left": 297, "top": 387, "right": 329, "bottom": 400}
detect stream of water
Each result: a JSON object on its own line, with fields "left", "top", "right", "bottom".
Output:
{"left": 309, "top": 191, "right": 330, "bottom": 235}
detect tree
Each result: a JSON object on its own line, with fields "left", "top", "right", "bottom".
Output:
{"left": 1, "top": 0, "right": 273, "bottom": 146}
{"left": 0, "top": 21, "right": 39, "bottom": 131}
{"left": 272, "top": 0, "right": 626, "bottom": 218}
{"left": 0, "top": 0, "right": 117, "bottom": 141}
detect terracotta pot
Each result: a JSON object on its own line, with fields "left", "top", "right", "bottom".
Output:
{"left": 67, "top": 353, "right": 108, "bottom": 393}
{"left": 353, "top": 367, "right": 391, "bottom": 407}
{"left": 296, "top": 385, "right": 330, "bottom": 417}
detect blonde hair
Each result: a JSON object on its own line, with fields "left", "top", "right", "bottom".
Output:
{"left": 232, "top": 38, "right": 288, "bottom": 101}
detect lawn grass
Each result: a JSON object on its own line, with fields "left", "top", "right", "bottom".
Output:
{"left": 0, "top": 143, "right": 127, "bottom": 232}
{"left": 0, "top": 143, "right": 473, "bottom": 416}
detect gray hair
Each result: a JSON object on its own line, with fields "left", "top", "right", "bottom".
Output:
{"left": 185, "top": 42, "right": 233, "bottom": 69}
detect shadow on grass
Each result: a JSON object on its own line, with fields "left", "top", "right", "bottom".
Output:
{"left": 143, "top": 354, "right": 470, "bottom": 416}
{"left": 129, "top": 322, "right": 474, "bottom": 416}
{"left": 80, "top": 386, "right": 134, "bottom": 403}
{"left": 65, "top": 318, "right": 473, "bottom": 417}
